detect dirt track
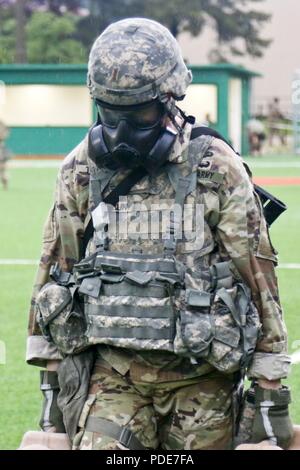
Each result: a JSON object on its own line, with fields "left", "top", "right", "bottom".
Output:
{"left": 253, "top": 177, "right": 300, "bottom": 186}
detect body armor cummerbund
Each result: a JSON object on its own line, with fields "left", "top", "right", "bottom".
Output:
{"left": 37, "top": 251, "right": 261, "bottom": 374}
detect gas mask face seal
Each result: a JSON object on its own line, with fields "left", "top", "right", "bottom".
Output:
{"left": 89, "top": 99, "right": 178, "bottom": 173}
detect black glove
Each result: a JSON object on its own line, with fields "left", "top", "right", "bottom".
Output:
{"left": 39, "top": 370, "right": 65, "bottom": 433}
{"left": 252, "top": 384, "right": 293, "bottom": 449}
{"left": 236, "top": 384, "right": 293, "bottom": 449}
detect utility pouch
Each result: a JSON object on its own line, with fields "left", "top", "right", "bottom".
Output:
{"left": 174, "top": 281, "right": 261, "bottom": 374}
{"left": 37, "top": 282, "right": 88, "bottom": 355}
{"left": 208, "top": 284, "right": 261, "bottom": 373}
{"left": 174, "top": 289, "right": 213, "bottom": 357}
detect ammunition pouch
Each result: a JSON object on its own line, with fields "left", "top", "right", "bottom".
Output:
{"left": 37, "top": 282, "right": 88, "bottom": 355}
{"left": 175, "top": 282, "right": 261, "bottom": 373}
{"left": 37, "top": 254, "right": 261, "bottom": 374}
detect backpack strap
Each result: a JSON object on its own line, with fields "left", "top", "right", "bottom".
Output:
{"left": 81, "top": 166, "right": 149, "bottom": 258}
{"left": 191, "top": 126, "right": 237, "bottom": 152}
{"left": 190, "top": 126, "right": 287, "bottom": 226}
{"left": 163, "top": 129, "right": 214, "bottom": 256}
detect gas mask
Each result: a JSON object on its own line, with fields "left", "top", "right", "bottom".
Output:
{"left": 88, "top": 99, "right": 178, "bottom": 174}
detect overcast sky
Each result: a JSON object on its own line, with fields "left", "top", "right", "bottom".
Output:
{"left": 178, "top": 0, "right": 300, "bottom": 112}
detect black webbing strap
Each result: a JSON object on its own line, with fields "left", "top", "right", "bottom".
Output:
{"left": 82, "top": 126, "right": 286, "bottom": 257}
{"left": 191, "top": 126, "right": 237, "bottom": 152}
{"left": 163, "top": 176, "right": 191, "bottom": 255}
{"left": 81, "top": 166, "right": 148, "bottom": 258}
{"left": 191, "top": 126, "right": 287, "bottom": 226}
{"left": 85, "top": 416, "right": 147, "bottom": 450}
{"left": 82, "top": 128, "right": 217, "bottom": 258}
{"left": 88, "top": 325, "right": 171, "bottom": 340}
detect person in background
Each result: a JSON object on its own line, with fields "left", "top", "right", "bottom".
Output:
{"left": 0, "top": 120, "right": 10, "bottom": 190}
{"left": 247, "top": 116, "right": 266, "bottom": 156}
{"left": 268, "top": 97, "right": 286, "bottom": 147}
{"left": 203, "top": 113, "right": 214, "bottom": 127}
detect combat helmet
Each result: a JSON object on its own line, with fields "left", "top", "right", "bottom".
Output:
{"left": 87, "top": 17, "right": 192, "bottom": 111}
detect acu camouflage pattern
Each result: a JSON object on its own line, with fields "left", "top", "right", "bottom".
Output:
{"left": 87, "top": 18, "right": 192, "bottom": 105}
{"left": 35, "top": 129, "right": 261, "bottom": 374}
{"left": 28, "top": 120, "right": 288, "bottom": 371}
{"left": 36, "top": 283, "right": 88, "bottom": 355}
{"left": 28, "top": 119, "right": 289, "bottom": 449}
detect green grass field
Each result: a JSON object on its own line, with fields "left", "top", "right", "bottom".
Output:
{"left": 0, "top": 155, "right": 300, "bottom": 450}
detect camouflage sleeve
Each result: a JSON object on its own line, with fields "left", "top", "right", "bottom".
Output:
{"left": 208, "top": 138, "right": 290, "bottom": 380}
{"left": 26, "top": 140, "right": 89, "bottom": 367}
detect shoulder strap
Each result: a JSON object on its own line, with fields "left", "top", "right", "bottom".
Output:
{"left": 190, "top": 126, "right": 287, "bottom": 226}
{"left": 191, "top": 126, "right": 237, "bottom": 153}
{"left": 81, "top": 166, "right": 148, "bottom": 258}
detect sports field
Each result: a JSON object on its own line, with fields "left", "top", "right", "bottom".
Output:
{"left": 0, "top": 154, "right": 300, "bottom": 450}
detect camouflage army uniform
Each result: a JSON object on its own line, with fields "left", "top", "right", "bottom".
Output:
{"left": 26, "top": 117, "right": 289, "bottom": 449}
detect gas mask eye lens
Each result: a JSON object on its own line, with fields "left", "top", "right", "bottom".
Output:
{"left": 96, "top": 100, "right": 165, "bottom": 130}
{"left": 97, "top": 106, "right": 118, "bottom": 128}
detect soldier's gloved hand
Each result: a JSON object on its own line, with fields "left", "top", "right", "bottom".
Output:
{"left": 39, "top": 370, "right": 65, "bottom": 433}
{"left": 251, "top": 384, "right": 293, "bottom": 449}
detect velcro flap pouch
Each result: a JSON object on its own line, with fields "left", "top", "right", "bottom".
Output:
{"left": 214, "top": 325, "right": 240, "bottom": 348}
{"left": 79, "top": 277, "right": 102, "bottom": 298}
{"left": 125, "top": 271, "right": 153, "bottom": 286}
{"left": 177, "top": 289, "right": 214, "bottom": 357}
{"left": 37, "top": 283, "right": 72, "bottom": 327}
{"left": 37, "top": 283, "right": 87, "bottom": 355}
{"left": 185, "top": 289, "right": 211, "bottom": 308}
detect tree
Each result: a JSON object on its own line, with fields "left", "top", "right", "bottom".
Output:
{"left": 144, "top": 0, "right": 271, "bottom": 60}
{"left": 14, "top": 0, "right": 27, "bottom": 62}
{"left": 76, "top": 0, "right": 271, "bottom": 61}
{"left": 0, "top": 0, "right": 271, "bottom": 63}
{"left": 74, "top": 0, "right": 142, "bottom": 53}
{"left": 0, "top": 4, "right": 87, "bottom": 63}
{"left": 26, "top": 12, "right": 87, "bottom": 63}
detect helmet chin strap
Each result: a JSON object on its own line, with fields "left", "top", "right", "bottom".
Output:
{"left": 161, "top": 97, "right": 194, "bottom": 136}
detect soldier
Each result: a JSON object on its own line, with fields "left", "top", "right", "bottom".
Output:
{"left": 0, "top": 120, "right": 9, "bottom": 190}
{"left": 27, "top": 18, "right": 293, "bottom": 450}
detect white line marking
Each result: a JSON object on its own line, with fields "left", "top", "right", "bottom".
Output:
{"left": 0, "top": 259, "right": 39, "bottom": 265}
{"left": 248, "top": 162, "right": 300, "bottom": 169}
{"left": 1, "top": 260, "right": 300, "bottom": 269}
{"left": 279, "top": 263, "right": 300, "bottom": 269}
{"left": 8, "top": 160, "right": 61, "bottom": 169}
{"left": 291, "top": 351, "right": 300, "bottom": 365}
